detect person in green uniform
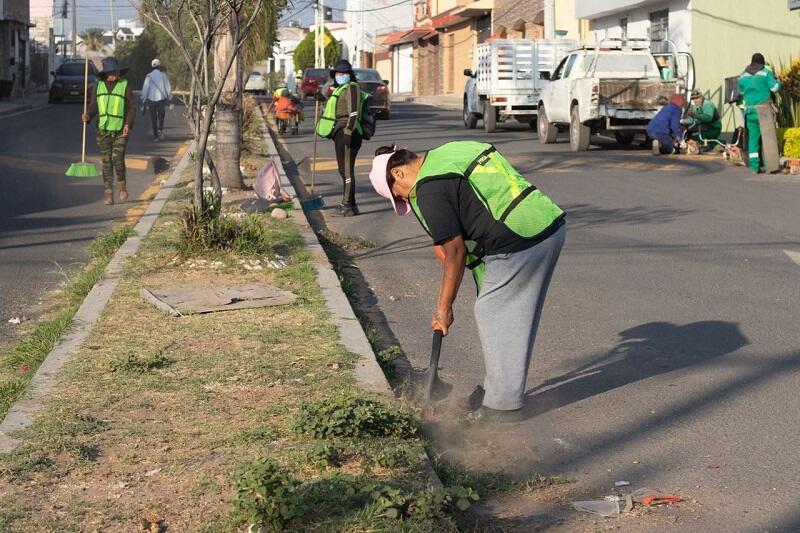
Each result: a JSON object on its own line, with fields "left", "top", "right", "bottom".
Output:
{"left": 738, "top": 53, "right": 781, "bottom": 173}
{"left": 368, "top": 141, "right": 566, "bottom": 421}
{"left": 316, "top": 59, "right": 369, "bottom": 216}
{"left": 684, "top": 89, "right": 721, "bottom": 144}
{"left": 82, "top": 57, "right": 135, "bottom": 205}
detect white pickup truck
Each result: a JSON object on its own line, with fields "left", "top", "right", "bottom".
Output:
{"left": 537, "top": 41, "right": 694, "bottom": 150}
{"left": 463, "top": 39, "right": 576, "bottom": 133}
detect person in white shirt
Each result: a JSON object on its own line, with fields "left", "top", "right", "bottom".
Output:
{"left": 141, "top": 58, "right": 173, "bottom": 142}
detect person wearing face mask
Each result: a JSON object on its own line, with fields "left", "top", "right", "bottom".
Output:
{"left": 316, "top": 59, "right": 369, "bottom": 216}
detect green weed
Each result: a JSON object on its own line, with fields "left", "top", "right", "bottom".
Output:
{"left": 108, "top": 351, "right": 170, "bottom": 374}
{"left": 232, "top": 458, "right": 302, "bottom": 531}
{"left": 294, "top": 397, "right": 418, "bottom": 439}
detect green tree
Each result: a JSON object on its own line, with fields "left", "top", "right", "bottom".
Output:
{"left": 293, "top": 27, "right": 341, "bottom": 72}
{"left": 80, "top": 27, "right": 106, "bottom": 52}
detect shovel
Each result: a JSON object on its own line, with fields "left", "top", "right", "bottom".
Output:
{"left": 421, "top": 328, "right": 444, "bottom": 402}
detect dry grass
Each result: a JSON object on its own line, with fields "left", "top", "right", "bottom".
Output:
{"left": 0, "top": 156, "right": 447, "bottom": 532}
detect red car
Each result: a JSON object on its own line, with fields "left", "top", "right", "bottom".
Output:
{"left": 299, "top": 68, "right": 328, "bottom": 100}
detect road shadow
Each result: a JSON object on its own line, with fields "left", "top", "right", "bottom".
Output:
{"left": 523, "top": 321, "right": 749, "bottom": 418}
{"left": 560, "top": 202, "right": 695, "bottom": 228}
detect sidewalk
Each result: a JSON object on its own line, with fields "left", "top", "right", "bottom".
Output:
{"left": 391, "top": 92, "right": 462, "bottom": 111}
{"left": 0, "top": 92, "right": 49, "bottom": 116}
{"left": 0, "top": 111, "right": 468, "bottom": 531}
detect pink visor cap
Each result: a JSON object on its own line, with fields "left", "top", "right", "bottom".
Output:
{"left": 368, "top": 152, "right": 410, "bottom": 216}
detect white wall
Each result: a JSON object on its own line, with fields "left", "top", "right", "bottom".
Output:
{"left": 585, "top": 0, "right": 691, "bottom": 52}
{"left": 343, "top": 0, "right": 413, "bottom": 65}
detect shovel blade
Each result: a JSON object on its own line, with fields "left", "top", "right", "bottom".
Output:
{"left": 422, "top": 330, "right": 444, "bottom": 402}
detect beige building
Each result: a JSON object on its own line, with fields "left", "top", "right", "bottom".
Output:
{"left": 0, "top": 0, "right": 31, "bottom": 98}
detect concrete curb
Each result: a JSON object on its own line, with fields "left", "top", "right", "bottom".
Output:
{"left": 262, "top": 117, "right": 392, "bottom": 396}
{"left": 0, "top": 143, "right": 193, "bottom": 454}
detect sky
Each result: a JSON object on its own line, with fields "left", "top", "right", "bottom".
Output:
{"left": 280, "top": 0, "right": 347, "bottom": 28}
{"left": 41, "top": 0, "right": 140, "bottom": 33}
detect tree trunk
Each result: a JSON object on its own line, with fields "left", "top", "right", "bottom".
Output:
{"left": 213, "top": 11, "right": 244, "bottom": 190}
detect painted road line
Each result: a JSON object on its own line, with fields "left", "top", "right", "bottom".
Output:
{"left": 312, "top": 158, "right": 371, "bottom": 172}
{"left": 785, "top": 250, "right": 800, "bottom": 267}
{"left": 126, "top": 157, "right": 150, "bottom": 170}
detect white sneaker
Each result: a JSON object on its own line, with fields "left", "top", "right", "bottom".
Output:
{"left": 652, "top": 139, "right": 660, "bottom": 156}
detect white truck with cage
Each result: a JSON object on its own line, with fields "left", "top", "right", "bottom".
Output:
{"left": 463, "top": 39, "right": 577, "bottom": 133}
{"left": 537, "top": 38, "right": 695, "bottom": 151}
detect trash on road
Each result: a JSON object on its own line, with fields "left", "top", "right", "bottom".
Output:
{"left": 7, "top": 316, "right": 22, "bottom": 324}
{"left": 140, "top": 283, "right": 298, "bottom": 316}
{"left": 572, "top": 499, "right": 620, "bottom": 517}
{"left": 630, "top": 488, "right": 682, "bottom": 506}
{"left": 614, "top": 480, "right": 631, "bottom": 487}
{"left": 573, "top": 487, "right": 683, "bottom": 518}
{"left": 707, "top": 463, "right": 720, "bottom": 469}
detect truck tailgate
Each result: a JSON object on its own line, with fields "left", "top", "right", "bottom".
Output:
{"left": 599, "top": 79, "right": 677, "bottom": 109}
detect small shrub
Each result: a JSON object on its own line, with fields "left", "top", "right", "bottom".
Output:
{"left": 362, "top": 483, "right": 411, "bottom": 519}
{"left": 293, "top": 397, "right": 417, "bottom": 439}
{"left": 305, "top": 441, "right": 343, "bottom": 469}
{"left": 231, "top": 427, "right": 278, "bottom": 446}
{"left": 233, "top": 458, "right": 302, "bottom": 531}
{"left": 784, "top": 127, "right": 800, "bottom": 158}
{"left": 372, "top": 443, "right": 416, "bottom": 469}
{"left": 109, "top": 351, "right": 170, "bottom": 374}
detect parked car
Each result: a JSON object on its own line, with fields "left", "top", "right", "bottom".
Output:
{"left": 49, "top": 60, "right": 97, "bottom": 103}
{"left": 354, "top": 68, "right": 390, "bottom": 119}
{"left": 299, "top": 68, "right": 329, "bottom": 99}
{"left": 463, "top": 39, "right": 576, "bottom": 133}
{"left": 244, "top": 71, "right": 268, "bottom": 94}
{"left": 537, "top": 39, "right": 694, "bottom": 151}
{"left": 320, "top": 68, "right": 391, "bottom": 119}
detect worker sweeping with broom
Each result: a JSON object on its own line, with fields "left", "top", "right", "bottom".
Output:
{"left": 81, "top": 57, "right": 136, "bottom": 205}
{"left": 369, "top": 141, "right": 565, "bottom": 422}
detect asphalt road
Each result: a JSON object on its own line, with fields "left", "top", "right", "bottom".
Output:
{"left": 0, "top": 100, "right": 188, "bottom": 347}
{"left": 275, "top": 103, "right": 800, "bottom": 531}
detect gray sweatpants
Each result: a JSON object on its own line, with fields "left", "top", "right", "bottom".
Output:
{"left": 474, "top": 226, "right": 565, "bottom": 410}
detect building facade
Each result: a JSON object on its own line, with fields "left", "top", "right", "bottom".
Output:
{"left": 577, "top": 0, "right": 800, "bottom": 132}
{"left": 0, "top": 0, "right": 31, "bottom": 98}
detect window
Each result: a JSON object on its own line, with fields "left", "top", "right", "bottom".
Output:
{"left": 476, "top": 15, "right": 492, "bottom": 44}
{"left": 563, "top": 54, "right": 578, "bottom": 78}
{"left": 551, "top": 56, "right": 567, "bottom": 80}
{"left": 649, "top": 9, "right": 669, "bottom": 53}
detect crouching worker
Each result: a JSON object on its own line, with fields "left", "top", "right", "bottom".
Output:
{"left": 647, "top": 94, "right": 685, "bottom": 155}
{"left": 368, "top": 141, "right": 565, "bottom": 421}
{"left": 684, "top": 89, "right": 721, "bottom": 145}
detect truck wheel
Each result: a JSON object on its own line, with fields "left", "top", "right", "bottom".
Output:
{"left": 463, "top": 100, "right": 478, "bottom": 129}
{"left": 483, "top": 101, "right": 497, "bottom": 133}
{"left": 614, "top": 131, "right": 636, "bottom": 146}
{"left": 570, "top": 106, "right": 591, "bottom": 151}
{"left": 538, "top": 105, "right": 558, "bottom": 144}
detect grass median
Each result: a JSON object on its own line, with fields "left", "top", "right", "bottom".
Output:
{"left": 0, "top": 147, "right": 472, "bottom": 531}
{"left": 0, "top": 226, "right": 134, "bottom": 418}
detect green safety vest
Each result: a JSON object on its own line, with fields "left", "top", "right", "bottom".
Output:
{"left": 315, "top": 82, "right": 369, "bottom": 138}
{"left": 97, "top": 79, "right": 128, "bottom": 132}
{"left": 408, "top": 141, "right": 565, "bottom": 292}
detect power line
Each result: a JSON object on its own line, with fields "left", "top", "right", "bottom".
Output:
{"left": 330, "top": 0, "right": 411, "bottom": 14}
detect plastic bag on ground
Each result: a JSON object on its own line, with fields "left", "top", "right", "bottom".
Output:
{"left": 254, "top": 159, "right": 286, "bottom": 201}
{"left": 571, "top": 499, "right": 620, "bottom": 517}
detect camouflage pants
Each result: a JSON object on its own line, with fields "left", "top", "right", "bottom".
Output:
{"left": 97, "top": 129, "right": 129, "bottom": 188}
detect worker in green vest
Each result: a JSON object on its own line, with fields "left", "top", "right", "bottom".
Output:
{"left": 684, "top": 89, "right": 721, "bottom": 144}
{"left": 316, "top": 59, "right": 369, "bottom": 216}
{"left": 368, "top": 141, "right": 566, "bottom": 422}
{"left": 82, "top": 57, "right": 136, "bottom": 204}
{"left": 738, "top": 53, "right": 781, "bottom": 173}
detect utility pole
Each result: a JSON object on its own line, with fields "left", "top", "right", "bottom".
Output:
{"left": 544, "top": 0, "right": 555, "bottom": 39}
{"left": 110, "top": 0, "right": 116, "bottom": 48}
{"left": 71, "top": 0, "right": 77, "bottom": 57}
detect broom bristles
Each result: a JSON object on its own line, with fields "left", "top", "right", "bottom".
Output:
{"left": 65, "top": 162, "right": 99, "bottom": 178}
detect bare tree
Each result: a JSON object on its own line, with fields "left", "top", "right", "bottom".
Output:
{"left": 132, "top": 0, "right": 264, "bottom": 209}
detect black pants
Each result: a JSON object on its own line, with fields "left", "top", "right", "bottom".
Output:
{"left": 148, "top": 100, "right": 167, "bottom": 137}
{"left": 333, "top": 128, "right": 362, "bottom": 207}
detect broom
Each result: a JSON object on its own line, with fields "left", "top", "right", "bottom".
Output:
{"left": 66, "top": 55, "right": 98, "bottom": 178}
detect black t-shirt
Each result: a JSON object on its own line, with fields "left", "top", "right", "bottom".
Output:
{"left": 416, "top": 177, "right": 563, "bottom": 255}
